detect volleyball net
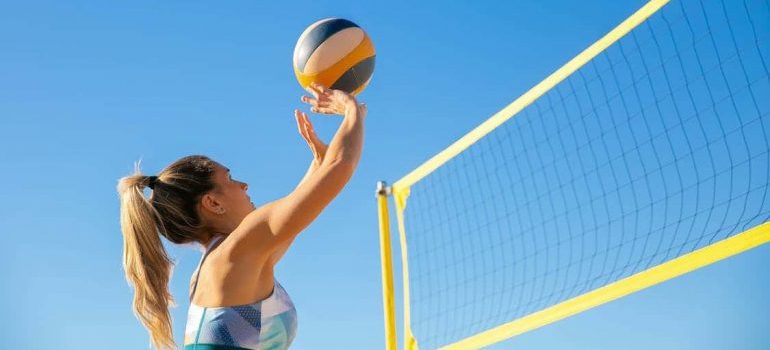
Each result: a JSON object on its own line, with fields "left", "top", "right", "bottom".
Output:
{"left": 376, "top": 0, "right": 770, "bottom": 349}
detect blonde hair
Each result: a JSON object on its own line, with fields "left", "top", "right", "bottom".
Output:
{"left": 116, "top": 155, "right": 217, "bottom": 349}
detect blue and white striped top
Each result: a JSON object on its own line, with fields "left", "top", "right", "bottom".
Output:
{"left": 184, "top": 236, "right": 298, "bottom": 350}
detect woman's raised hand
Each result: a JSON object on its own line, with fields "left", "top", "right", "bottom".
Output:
{"left": 294, "top": 109, "right": 327, "bottom": 163}
{"left": 300, "top": 82, "right": 359, "bottom": 116}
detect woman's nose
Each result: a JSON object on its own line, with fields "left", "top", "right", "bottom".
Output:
{"left": 241, "top": 182, "right": 249, "bottom": 191}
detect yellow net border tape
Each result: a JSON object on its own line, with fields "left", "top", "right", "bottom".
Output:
{"left": 442, "top": 221, "right": 770, "bottom": 349}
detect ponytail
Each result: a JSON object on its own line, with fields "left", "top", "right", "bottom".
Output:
{"left": 117, "top": 164, "right": 176, "bottom": 350}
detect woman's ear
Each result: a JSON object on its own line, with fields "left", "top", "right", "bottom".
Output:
{"left": 200, "top": 193, "right": 223, "bottom": 215}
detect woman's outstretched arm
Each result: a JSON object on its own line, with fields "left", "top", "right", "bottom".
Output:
{"left": 229, "top": 83, "right": 366, "bottom": 258}
{"left": 266, "top": 83, "right": 366, "bottom": 237}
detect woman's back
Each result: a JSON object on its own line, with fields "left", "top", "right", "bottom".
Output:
{"left": 184, "top": 236, "right": 298, "bottom": 350}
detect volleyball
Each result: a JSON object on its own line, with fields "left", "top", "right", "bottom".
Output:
{"left": 293, "top": 18, "right": 375, "bottom": 95}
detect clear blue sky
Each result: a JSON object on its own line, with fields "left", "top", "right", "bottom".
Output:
{"left": 1, "top": 0, "right": 768, "bottom": 349}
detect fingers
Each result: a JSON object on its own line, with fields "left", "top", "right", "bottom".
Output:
{"left": 309, "top": 82, "right": 328, "bottom": 95}
{"left": 304, "top": 82, "right": 329, "bottom": 98}
{"left": 294, "top": 110, "right": 308, "bottom": 138}
{"left": 304, "top": 83, "right": 320, "bottom": 98}
{"left": 311, "top": 106, "right": 336, "bottom": 114}
{"left": 301, "top": 95, "right": 318, "bottom": 106}
{"left": 295, "top": 110, "right": 320, "bottom": 142}
{"left": 302, "top": 121, "right": 314, "bottom": 142}
{"left": 298, "top": 111, "right": 313, "bottom": 134}
{"left": 301, "top": 82, "right": 341, "bottom": 115}
{"left": 297, "top": 112, "right": 320, "bottom": 158}
{"left": 303, "top": 117, "right": 321, "bottom": 142}
{"left": 301, "top": 94, "right": 334, "bottom": 111}
{"left": 299, "top": 111, "right": 313, "bottom": 132}
{"left": 302, "top": 82, "right": 324, "bottom": 106}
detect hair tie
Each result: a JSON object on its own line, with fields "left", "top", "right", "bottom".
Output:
{"left": 147, "top": 176, "right": 159, "bottom": 190}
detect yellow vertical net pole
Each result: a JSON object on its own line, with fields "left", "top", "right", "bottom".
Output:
{"left": 376, "top": 181, "right": 397, "bottom": 350}
{"left": 394, "top": 186, "right": 419, "bottom": 350}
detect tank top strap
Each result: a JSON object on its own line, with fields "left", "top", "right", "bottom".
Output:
{"left": 189, "top": 235, "right": 226, "bottom": 302}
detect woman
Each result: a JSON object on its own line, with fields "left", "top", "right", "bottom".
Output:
{"left": 117, "top": 83, "right": 366, "bottom": 350}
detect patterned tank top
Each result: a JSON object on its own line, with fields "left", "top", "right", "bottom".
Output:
{"left": 184, "top": 235, "right": 298, "bottom": 350}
